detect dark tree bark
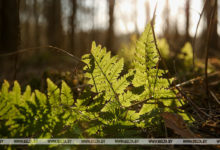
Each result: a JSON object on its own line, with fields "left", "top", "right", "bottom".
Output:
{"left": 105, "top": 0, "right": 115, "bottom": 51}
{"left": 185, "top": 0, "right": 190, "bottom": 41}
{"left": 205, "top": 0, "right": 218, "bottom": 50}
{"left": 33, "top": 0, "right": 40, "bottom": 46}
{"left": 44, "top": 0, "right": 63, "bottom": 47}
{"left": 0, "top": 0, "right": 20, "bottom": 52}
{"left": 69, "top": 0, "right": 77, "bottom": 52}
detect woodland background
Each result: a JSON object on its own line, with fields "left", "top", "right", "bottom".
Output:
{"left": 0, "top": 1, "right": 220, "bottom": 149}
{"left": 0, "top": 0, "right": 219, "bottom": 89}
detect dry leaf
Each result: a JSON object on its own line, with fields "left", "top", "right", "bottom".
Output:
{"left": 161, "top": 112, "right": 197, "bottom": 138}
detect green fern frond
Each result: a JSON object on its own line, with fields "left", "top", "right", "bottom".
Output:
{"left": 132, "top": 23, "right": 187, "bottom": 123}
{"left": 61, "top": 80, "right": 74, "bottom": 106}
{"left": 82, "top": 42, "right": 133, "bottom": 111}
{"left": 11, "top": 81, "right": 21, "bottom": 104}
{"left": 0, "top": 80, "right": 10, "bottom": 118}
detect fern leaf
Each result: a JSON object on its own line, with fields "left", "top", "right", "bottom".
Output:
{"left": 35, "top": 90, "right": 47, "bottom": 106}
{"left": 11, "top": 81, "right": 21, "bottom": 104}
{"left": 132, "top": 23, "right": 187, "bottom": 123}
{"left": 82, "top": 42, "right": 132, "bottom": 110}
{"left": 47, "top": 78, "right": 60, "bottom": 106}
{"left": 61, "top": 80, "right": 74, "bottom": 106}
{"left": 0, "top": 80, "right": 10, "bottom": 117}
{"left": 22, "top": 85, "right": 32, "bottom": 102}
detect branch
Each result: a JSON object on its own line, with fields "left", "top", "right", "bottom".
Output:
{"left": 0, "top": 45, "right": 85, "bottom": 65}
{"left": 192, "top": 0, "right": 207, "bottom": 71}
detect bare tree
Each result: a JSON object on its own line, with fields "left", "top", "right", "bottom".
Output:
{"left": 0, "top": 0, "right": 20, "bottom": 52}
{"left": 105, "top": 0, "right": 115, "bottom": 51}
{"left": 164, "top": 0, "right": 170, "bottom": 39}
{"left": 33, "top": 0, "right": 40, "bottom": 46}
{"left": 44, "top": 0, "right": 63, "bottom": 47}
{"left": 133, "top": 0, "right": 138, "bottom": 34}
{"left": 204, "top": 0, "right": 218, "bottom": 50}
{"left": 69, "top": 0, "right": 77, "bottom": 52}
{"left": 185, "top": 0, "right": 190, "bottom": 41}
{"left": 146, "top": 1, "right": 150, "bottom": 24}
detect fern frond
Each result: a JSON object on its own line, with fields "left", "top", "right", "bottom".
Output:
{"left": 82, "top": 42, "right": 133, "bottom": 111}
{"left": 61, "top": 80, "right": 74, "bottom": 106}
{"left": 132, "top": 23, "right": 187, "bottom": 123}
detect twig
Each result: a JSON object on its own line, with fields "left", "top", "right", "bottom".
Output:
{"left": 204, "top": 0, "right": 217, "bottom": 97}
{"left": 192, "top": 0, "right": 207, "bottom": 70}
{"left": 209, "top": 90, "right": 220, "bottom": 105}
{"left": 176, "top": 86, "right": 210, "bottom": 120}
{"left": 0, "top": 45, "right": 85, "bottom": 65}
{"left": 170, "top": 71, "right": 220, "bottom": 89}
{"left": 150, "top": 6, "right": 185, "bottom": 107}
{"left": 125, "top": 97, "right": 179, "bottom": 110}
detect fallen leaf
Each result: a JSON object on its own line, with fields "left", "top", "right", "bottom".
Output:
{"left": 161, "top": 112, "right": 197, "bottom": 138}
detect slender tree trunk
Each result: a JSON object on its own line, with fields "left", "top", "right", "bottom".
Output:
{"left": 70, "top": 0, "right": 77, "bottom": 52}
{"left": 44, "top": 0, "right": 63, "bottom": 47}
{"left": 106, "top": 0, "right": 115, "bottom": 51}
{"left": 164, "top": 0, "right": 170, "bottom": 39}
{"left": 91, "top": 0, "right": 96, "bottom": 41}
{"left": 33, "top": 0, "right": 40, "bottom": 46}
{"left": 205, "top": 0, "right": 218, "bottom": 50}
{"left": 0, "top": 0, "right": 20, "bottom": 52}
{"left": 146, "top": 1, "right": 150, "bottom": 23}
{"left": 133, "top": 0, "right": 138, "bottom": 34}
{"left": 0, "top": 0, "right": 20, "bottom": 80}
{"left": 185, "top": 0, "right": 190, "bottom": 41}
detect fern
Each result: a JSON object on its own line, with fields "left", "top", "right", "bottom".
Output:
{"left": 81, "top": 42, "right": 140, "bottom": 137}
{"left": 0, "top": 23, "right": 193, "bottom": 139}
{"left": 82, "top": 42, "right": 133, "bottom": 113}
{"left": 131, "top": 24, "right": 192, "bottom": 127}
{"left": 0, "top": 79, "right": 82, "bottom": 138}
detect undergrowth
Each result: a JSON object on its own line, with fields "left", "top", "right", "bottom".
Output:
{"left": 0, "top": 23, "right": 193, "bottom": 142}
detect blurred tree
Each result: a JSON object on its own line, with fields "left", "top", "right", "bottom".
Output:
{"left": 185, "top": 0, "right": 190, "bottom": 41}
{"left": 0, "top": 0, "right": 20, "bottom": 52}
{"left": 44, "top": 0, "right": 63, "bottom": 47}
{"left": 164, "top": 0, "right": 170, "bottom": 40}
{"left": 69, "top": 0, "right": 77, "bottom": 52}
{"left": 145, "top": 1, "right": 150, "bottom": 24}
{"left": 91, "top": 0, "right": 96, "bottom": 41}
{"left": 204, "top": 0, "right": 218, "bottom": 50}
{"left": 33, "top": 0, "right": 40, "bottom": 46}
{"left": 133, "top": 0, "right": 138, "bottom": 34}
{"left": 19, "top": 0, "right": 31, "bottom": 48}
{"left": 106, "top": 0, "right": 115, "bottom": 51}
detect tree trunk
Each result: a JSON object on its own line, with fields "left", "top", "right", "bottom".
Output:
{"left": 105, "top": 0, "right": 115, "bottom": 52}
{"left": 69, "top": 0, "right": 77, "bottom": 53}
{"left": 33, "top": 0, "right": 40, "bottom": 46}
{"left": 0, "top": 0, "right": 20, "bottom": 52}
{"left": 164, "top": 0, "right": 170, "bottom": 39}
{"left": 146, "top": 1, "right": 150, "bottom": 23}
{"left": 205, "top": 0, "right": 218, "bottom": 50}
{"left": 44, "top": 0, "right": 63, "bottom": 47}
{"left": 185, "top": 0, "right": 190, "bottom": 41}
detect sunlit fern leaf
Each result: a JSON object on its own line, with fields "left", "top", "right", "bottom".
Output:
{"left": 0, "top": 79, "right": 82, "bottom": 138}
{"left": 132, "top": 23, "right": 187, "bottom": 123}
{"left": 22, "top": 85, "right": 32, "bottom": 102}
{"left": 11, "top": 81, "right": 21, "bottom": 104}
{"left": 35, "top": 90, "right": 47, "bottom": 106}
{"left": 47, "top": 78, "right": 60, "bottom": 106}
{"left": 82, "top": 42, "right": 133, "bottom": 112}
{"left": 61, "top": 80, "right": 74, "bottom": 106}
{"left": 0, "top": 80, "right": 10, "bottom": 118}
